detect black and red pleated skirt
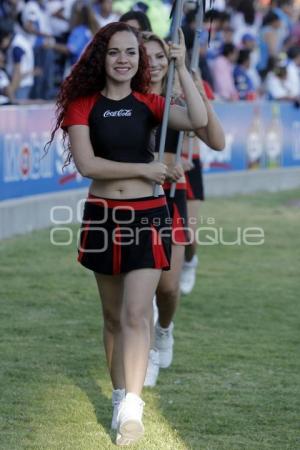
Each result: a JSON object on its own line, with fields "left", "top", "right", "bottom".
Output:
{"left": 77, "top": 194, "right": 171, "bottom": 275}
{"left": 185, "top": 154, "right": 205, "bottom": 201}
{"left": 163, "top": 182, "right": 190, "bottom": 246}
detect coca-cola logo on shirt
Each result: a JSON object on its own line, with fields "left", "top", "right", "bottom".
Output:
{"left": 103, "top": 109, "right": 132, "bottom": 118}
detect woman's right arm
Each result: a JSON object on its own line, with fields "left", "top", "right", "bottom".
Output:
{"left": 68, "top": 125, "right": 167, "bottom": 183}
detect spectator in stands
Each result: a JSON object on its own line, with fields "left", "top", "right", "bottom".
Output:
{"left": 265, "top": 52, "right": 299, "bottom": 101}
{"left": 0, "top": 48, "right": 12, "bottom": 104}
{"left": 0, "top": 20, "right": 35, "bottom": 100}
{"left": 133, "top": 0, "right": 171, "bottom": 37}
{"left": 291, "top": 13, "right": 300, "bottom": 46}
{"left": 93, "top": 0, "right": 120, "bottom": 28}
{"left": 1, "top": 0, "right": 299, "bottom": 103}
{"left": 222, "top": 24, "right": 235, "bottom": 44}
{"left": 119, "top": 10, "right": 152, "bottom": 32}
{"left": 44, "top": 0, "right": 99, "bottom": 76}
{"left": 46, "top": 0, "right": 72, "bottom": 94}
{"left": 241, "top": 32, "right": 257, "bottom": 52}
{"left": 219, "top": 11, "right": 232, "bottom": 32}
{"left": 21, "top": 0, "right": 56, "bottom": 100}
{"left": 232, "top": 0, "right": 260, "bottom": 46}
{"left": 286, "top": 45, "right": 300, "bottom": 98}
{"left": 132, "top": 1, "right": 149, "bottom": 13}
{"left": 181, "top": 7, "right": 215, "bottom": 91}
{"left": 182, "top": 9, "right": 197, "bottom": 51}
{"left": 240, "top": 33, "right": 261, "bottom": 90}
{"left": 203, "top": 9, "right": 225, "bottom": 61}
{"left": 183, "top": 0, "right": 198, "bottom": 15}
{"left": 257, "top": 10, "right": 282, "bottom": 78}
{"left": 0, "top": 0, "right": 22, "bottom": 21}
{"left": 211, "top": 42, "right": 239, "bottom": 100}
{"left": 46, "top": 0, "right": 70, "bottom": 40}
{"left": 234, "top": 48, "right": 257, "bottom": 100}
{"left": 213, "top": 0, "right": 226, "bottom": 10}
{"left": 273, "top": 0, "right": 294, "bottom": 44}
{"left": 64, "top": 0, "right": 77, "bottom": 20}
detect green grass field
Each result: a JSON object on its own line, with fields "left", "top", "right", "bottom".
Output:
{"left": 0, "top": 189, "right": 300, "bottom": 450}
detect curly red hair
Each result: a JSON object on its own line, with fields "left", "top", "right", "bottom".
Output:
{"left": 46, "top": 22, "right": 151, "bottom": 165}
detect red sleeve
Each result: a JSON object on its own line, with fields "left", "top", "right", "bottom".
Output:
{"left": 132, "top": 92, "right": 166, "bottom": 123}
{"left": 203, "top": 81, "right": 215, "bottom": 100}
{"left": 61, "top": 93, "right": 99, "bottom": 131}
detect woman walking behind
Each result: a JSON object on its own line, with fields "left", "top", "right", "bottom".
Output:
{"left": 180, "top": 71, "right": 225, "bottom": 295}
{"left": 142, "top": 31, "right": 191, "bottom": 386}
{"left": 47, "top": 22, "right": 207, "bottom": 446}
{"left": 142, "top": 32, "right": 225, "bottom": 386}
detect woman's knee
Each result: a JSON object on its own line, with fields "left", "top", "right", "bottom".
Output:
{"left": 103, "top": 307, "right": 121, "bottom": 333}
{"left": 157, "top": 281, "right": 180, "bottom": 302}
{"left": 122, "top": 305, "right": 150, "bottom": 330}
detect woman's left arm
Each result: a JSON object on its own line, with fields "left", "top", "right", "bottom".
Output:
{"left": 195, "top": 93, "right": 225, "bottom": 151}
{"left": 193, "top": 72, "right": 225, "bottom": 151}
{"left": 168, "top": 30, "right": 208, "bottom": 130}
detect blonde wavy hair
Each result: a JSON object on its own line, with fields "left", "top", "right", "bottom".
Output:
{"left": 141, "top": 31, "right": 183, "bottom": 103}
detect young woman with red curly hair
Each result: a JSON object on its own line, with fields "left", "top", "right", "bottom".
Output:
{"left": 47, "top": 22, "right": 208, "bottom": 446}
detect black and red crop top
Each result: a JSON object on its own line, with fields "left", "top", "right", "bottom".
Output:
{"left": 155, "top": 126, "right": 180, "bottom": 155}
{"left": 61, "top": 91, "right": 165, "bottom": 163}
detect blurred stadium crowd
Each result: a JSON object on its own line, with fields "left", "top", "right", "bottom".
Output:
{"left": 0, "top": 0, "right": 300, "bottom": 105}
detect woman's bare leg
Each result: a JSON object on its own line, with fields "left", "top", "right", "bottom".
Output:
{"left": 185, "top": 200, "right": 201, "bottom": 261}
{"left": 121, "top": 268, "right": 162, "bottom": 395}
{"left": 94, "top": 272, "right": 124, "bottom": 389}
{"left": 156, "top": 245, "right": 185, "bottom": 328}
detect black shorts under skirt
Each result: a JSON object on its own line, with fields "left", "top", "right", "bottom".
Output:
{"left": 185, "top": 155, "right": 205, "bottom": 201}
{"left": 77, "top": 194, "right": 172, "bottom": 275}
{"left": 163, "top": 182, "right": 190, "bottom": 246}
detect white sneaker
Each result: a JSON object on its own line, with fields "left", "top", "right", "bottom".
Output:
{"left": 111, "top": 388, "right": 125, "bottom": 430}
{"left": 155, "top": 322, "right": 174, "bottom": 368}
{"left": 116, "top": 393, "right": 145, "bottom": 446}
{"left": 153, "top": 295, "right": 158, "bottom": 325}
{"left": 180, "top": 255, "right": 198, "bottom": 295}
{"left": 144, "top": 349, "right": 160, "bottom": 387}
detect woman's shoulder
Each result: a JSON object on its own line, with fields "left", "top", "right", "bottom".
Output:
{"left": 132, "top": 91, "right": 165, "bottom": 121}
{"left": 61, "top": 92, "right": 100, "bottom": 130}
{"left": 132, "top": 91, "right": 164, "bottom": 103}
{"left": 68, "top": 92, "right": 100, "bottom": 109}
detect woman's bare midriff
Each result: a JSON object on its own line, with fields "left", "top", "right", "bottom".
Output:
{"left": 89, "top": 178, "right": 164, "bottom": 199}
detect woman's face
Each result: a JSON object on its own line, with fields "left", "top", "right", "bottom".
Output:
{"left": 144, "top": 40, "right": 168, "bottom": 84}
{"left": 105, "top": 31, "right": 139, "bottom": 84}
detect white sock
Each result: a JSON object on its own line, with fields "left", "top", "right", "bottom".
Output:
{"left": 184, "top": 254, "right": 198, "bottom": 267}
{"left": 156, "top": 322, "right": 173, "bottom": 332}
{"left": 112, "top": 388, "right": 125, "bottom": 401}
{"left": 125, "top": 392, "right": 143, "bottom": 403}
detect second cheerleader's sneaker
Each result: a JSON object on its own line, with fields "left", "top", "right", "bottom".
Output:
{"left": 180, "top": 254, "right": 199, "bottom": 295}
{"left": 111, "top": 388, "right": 125, "bottom": 430}
{"left": 155, "top": 322, "right": 174, "bottom": 369}
{"left": 116, "top": 393, "right": 145, "bottom": 446}
{"left": 144, "top": 349, "right": 160, "bottom": 387}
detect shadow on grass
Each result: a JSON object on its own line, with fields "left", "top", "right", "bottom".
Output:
{"left": 50, "top": 318, "right": 115, "bottom": 443}
{"left": 70, "top": 371, "right": 115, "bottom": 443}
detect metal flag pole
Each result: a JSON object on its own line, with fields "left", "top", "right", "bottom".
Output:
{"left": 154, "top": 0, "right": 184, "bottom": 197}
{"left": 169, "top": 128, "right": 185, "bottom": 198}
{"left": 188, "top": 0, "right": 204, "bottom": 164}
{"left": 170, "top": 0, "right": 204, "bottom": 197}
